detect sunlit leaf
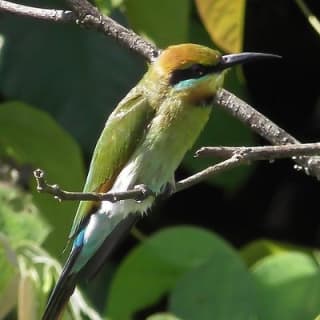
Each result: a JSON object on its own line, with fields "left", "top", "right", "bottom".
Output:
{"left": 240, "top": 238, "right": 312, "bottom": 267}
{"left": 107, "top": 226, "right": 230, "bottom": 320}
{"left": 195, "top": 0, "right": 246, "bottom": 53}
{"left": 169, "top": 240, "right": 257, "bottom": 320}
{"left": 252, "top": 252, "right": 320, "bottom": 320}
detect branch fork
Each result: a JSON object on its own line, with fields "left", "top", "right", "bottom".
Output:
{"left": 34, "top": 143, "right": 320, "bottom": 202}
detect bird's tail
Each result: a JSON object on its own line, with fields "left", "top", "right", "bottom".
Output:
{"left": 42, "top": 213, "right": 139, "bottom": 320}
{"left": 42, "top": 247, "right": 80, "bottom": 320}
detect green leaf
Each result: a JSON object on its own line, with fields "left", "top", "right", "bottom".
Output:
{"left": 195, "top": 0, "right": 246, "bottom": 53}
{"left": 107, "top": 226, "right": 229, "bottom": 320}
{"left": 0, "top": 234, "right": 19, "bottom": 319}
{"left": 0, "top": 185, "right": 49, "bottom": 246}
{"left": 252, "top": 252, "right": 320, "bottom": 320}
{"left": 94, "top": 0, "right": 113, "bottom": 14}
{"left": 169, "top": 239, "right": 257, "bottom": 320}
{"left": 0, "top": 9, "right": 144, "bottom": 154}
{"left": 123, "top": 0, "right": 191, "bottom": 47}
{"left": 241, "top": 239, "right": 314, "bottom": 267}
{"left": 0, "top": 102, "right": 85, "bottom": 257}
{"left": 241, "top": 239, "right": 289, "bottom": 267}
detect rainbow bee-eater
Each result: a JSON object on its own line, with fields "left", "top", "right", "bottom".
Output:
{"left": 42, "top": 43, "right": 278, "bottom": 319}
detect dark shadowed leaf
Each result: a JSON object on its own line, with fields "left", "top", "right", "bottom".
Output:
{"left": 124, "top": 0, "right": 190, "bottom": 48}
{"left": 0, "top": 9, "right": 144, "bottom": 155}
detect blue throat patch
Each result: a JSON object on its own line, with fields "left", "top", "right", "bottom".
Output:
{"left": 173, "top": 74, "right": 210, "bottom": 91}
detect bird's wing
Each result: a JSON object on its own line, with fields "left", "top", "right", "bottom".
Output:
{"left": 69, "top": 88, "right": 155, "bottom": 239}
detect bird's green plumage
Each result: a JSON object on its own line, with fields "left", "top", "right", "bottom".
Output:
{"left": 69, "top": 89, "right": 155, "bottom": 239}
{"left": 69, "top": 43, "right": 224, "bottom": 239}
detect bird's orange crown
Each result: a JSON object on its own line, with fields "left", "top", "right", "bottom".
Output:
{"left": 155, "top": 43, "right": 221, "bottom": 75}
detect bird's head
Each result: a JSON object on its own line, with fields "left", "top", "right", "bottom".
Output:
{"left": 148, "top": 43, "right": 279, "bottom": 105}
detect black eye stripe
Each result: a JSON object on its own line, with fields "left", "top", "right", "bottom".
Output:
{"left": 169, "top": 63, "right": 219, "bottom": 86}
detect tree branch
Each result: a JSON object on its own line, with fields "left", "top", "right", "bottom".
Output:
{"left": 64, "top": 0, "right": 159, "bottom": 61}
{"left": 215, "top": 89, "right": 320, "bottom": 179}
{"left": 0, "top": 0, "right": 75, "bottom": 22}
{"left": 196, "top": 143, "right": 320, "bottom": 160}
{"left": 2, "top": 0, "right": 320, "bottom": 184}
{"left": 176, "top": 143, "right": 320, "bottom": 192}
{"left": 34, "top": 143, "right": 320, "bottom": 200}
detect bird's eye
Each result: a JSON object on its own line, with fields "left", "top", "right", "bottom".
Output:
{"left": 169, "top": 63, "right": 212, "bottom": 86}
{"left": 190, "top": 64, "right": 206, "bottom": 77}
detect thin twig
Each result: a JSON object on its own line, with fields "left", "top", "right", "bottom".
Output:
{"left": 0, "top": 0, "right": 75, "bottom": 22}
{"left": 33, "top": 169, "right": 153, "bottom": 202}
{"left": 175, "top": 156, "right": 241, "bottom": 192}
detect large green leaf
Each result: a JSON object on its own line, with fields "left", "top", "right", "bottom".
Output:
{"left": 252, "top": 252, "right": 320, "bottom": 320}
{"left": 0, "top": 102, "right": 84, "bottom": 257}
{"left": 0, "top": 7, "right": 144, "bottom": 154}
{"left": 124, "top": 0, "right": 191, "bottom": 47}
{"left": 169, "top": 238, "right": 257, "bottom": 320}
{"left": 107, "top": 226, "right": 230, "bottom": 320}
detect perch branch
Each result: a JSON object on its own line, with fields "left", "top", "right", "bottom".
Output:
{"left": 34, "top": 143, "right": 320, "bottom": 200}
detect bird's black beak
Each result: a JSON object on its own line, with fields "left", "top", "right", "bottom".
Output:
{"left": 217, "top": 52, "right": 281, "bottom": 71}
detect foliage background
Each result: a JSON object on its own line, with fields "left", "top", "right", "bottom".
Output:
{"left": 0, "top": 0, "right": 320, "bottom": 319}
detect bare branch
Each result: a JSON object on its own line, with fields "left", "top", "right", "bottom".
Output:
{"left": 65, "top": 0, "right": 159, "bottom": 62}
{"left": 33, "top": 169, "right": 153, "bottom": 202}
{"left": 175, "top": 156, "right": 241, "bottom": 192}
{"left": 215, "top": 89, "right": 320, "bottom": 179}
{"left": 33, "top": 143, "right": 320, "bottom": 201}
{"left": 177, "top": 143, "right": 320, "bottom": 192}
{"left": 0, "top": 0, "right": 75, "bottom": 22}
{"left": 196, "top": 143, "right": 320, "bottom": 160}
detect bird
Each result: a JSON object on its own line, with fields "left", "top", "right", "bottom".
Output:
{"left": 42, "top": 43, "right": 279, "bottom": 319}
